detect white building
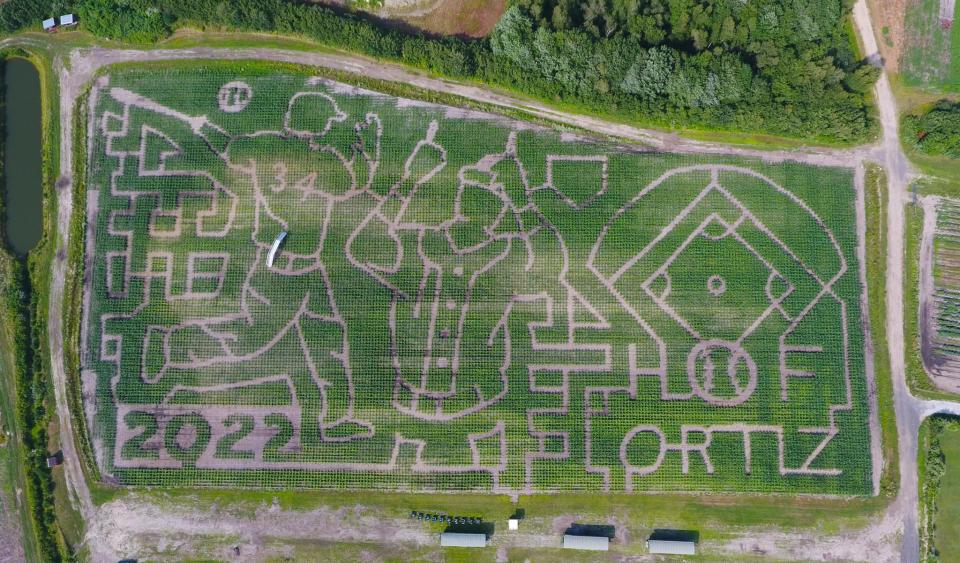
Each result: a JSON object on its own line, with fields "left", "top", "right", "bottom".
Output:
{"left": 440, "top": 532, "right": 486, "bottom": 548}
{"left": 647, "top": 539, "right": 696, "bottom": 555}
{"left": 42, "top": 18, "right": 56, "bottom": 31}
{"left": 59, "top": 14, "right": 77, "bottom": 26}
{"left": 562, "top": 534, "right": 609, "bottom": 551}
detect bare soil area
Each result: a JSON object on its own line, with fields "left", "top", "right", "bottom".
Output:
{"left": 84, "top": 493, "right": 901, "bottom": 562}
{"left": 386, "top": 0, "right": 508, "bottom": 38}
{"left": 308, "top": 0, "right": 506, "bottom": 38}
{"left": 868, "top": 0, "right": 909, "bottom": 71}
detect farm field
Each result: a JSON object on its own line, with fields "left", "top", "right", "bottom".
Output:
{"left": 81, "top": 62, "right": 873, "bottom": 495}
{"left": 902, "top": 0, "right": 960, "bottom": 89}
{"left": 920, "top": 198, "right": 960, "bottom": 391}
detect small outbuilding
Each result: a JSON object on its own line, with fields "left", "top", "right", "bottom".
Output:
{"left": 45, "top": 454, "right": 62, "bottom": 468}
{"left": 647, "top": 539, "right": 696, "bottom": 555}
{"left": 440, "top": 532, "right": 486, "bottom": 548}
{"left": 59, "top": 14, "right": 76, "bottom": 26}
{"left": 562, "top": 534, "right": 609, "bottom": 551}
{"left": 508, "top": 518, "right": 519, "bottom": 531}
{"left": 42, "top": 18, "right": 56, "bottom": 31}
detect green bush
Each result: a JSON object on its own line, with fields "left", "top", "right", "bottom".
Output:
{"left": 77, "top": 0, "right": 170, "bottom": 43}
{"left": 903, "top": 100, "right": 960, "bottom": 159}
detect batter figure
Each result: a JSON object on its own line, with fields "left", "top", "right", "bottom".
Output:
{"left": 140, "top": 88, "right": 378, "bottom": 444}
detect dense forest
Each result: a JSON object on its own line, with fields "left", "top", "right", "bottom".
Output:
{"left": 0, "top": 0, "right": 877, "bottom": 142}
{"left": 491, "top": 0, "right": 878, "bottom": 141}
{"left": 902, "top": 100, "right": 960, "bottom": 158}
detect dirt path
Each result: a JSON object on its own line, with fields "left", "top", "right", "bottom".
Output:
{"left": 380, "top": 0, "right": 446, "bottom": 18}
{"left": 66, "top": 47, "right": 866, "bottom": 168}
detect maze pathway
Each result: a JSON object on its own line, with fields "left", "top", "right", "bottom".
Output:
{"left": 80, "top": 67, "right": 874, "bottom": 494}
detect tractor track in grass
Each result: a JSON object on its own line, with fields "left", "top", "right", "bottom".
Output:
{"left": 2, "top": 6, "right": 954, "bottom": 557}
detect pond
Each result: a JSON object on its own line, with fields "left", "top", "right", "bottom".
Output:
{"left": 2, "top": 58, "right": 42, "bottom": 256}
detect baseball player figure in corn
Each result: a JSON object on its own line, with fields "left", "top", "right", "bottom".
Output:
{"left": 132, "top": 88, "right": 378, "bottom": 445}
{"left": 347, "top": 126, "right": 581, "bottom": 421}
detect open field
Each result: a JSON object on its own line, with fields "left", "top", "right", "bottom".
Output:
{"left": 933, "top": 418, "right": 960, "bottom": 558}
{"left": 79, "top": 62, "right": 875, "bottom": 495}
{"left": 918, "top": 415, "right": 960, "bottom": 560}
{"left": 902, "top": 0, "right": 960, "bottom": 89}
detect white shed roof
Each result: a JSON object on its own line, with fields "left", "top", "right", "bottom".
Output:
{"left": 42, "top": 18, "right": 56, "bottom": 30}
{"left": 647, "top": 539, "right": 696, "bottom": 555}
{"left": 440, "top": 532, "right": 486, "bottom": 548}
{"left": 562, "top": 534, "right": 609, "bottom": 551}
{"left": 60, "top": 14, "right": 76, "bottom": 25}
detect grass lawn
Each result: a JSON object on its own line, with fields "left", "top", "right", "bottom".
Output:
{"left": 865, "top": 163, "right": 899, "bottom": 495}
{"left": 935, "top": 422, "right": 960, "bottom": 558}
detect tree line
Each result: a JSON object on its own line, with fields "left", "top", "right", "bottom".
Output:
{"left": 0, "top": 0, "right": 877, "bottom": 147}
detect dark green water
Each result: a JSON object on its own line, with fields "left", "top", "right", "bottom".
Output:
{"left": 2, "top": 58, "right": 42, "bottom": 256}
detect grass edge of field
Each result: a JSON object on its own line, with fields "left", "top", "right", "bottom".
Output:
{"left": 865, "top": 163, "right": 900, "bottom": 496}
{"left": 0, "top": 289, "right": 40, "bottom": 563}
{"left": 916, "top": 414, "right": 960, "bottom": 562}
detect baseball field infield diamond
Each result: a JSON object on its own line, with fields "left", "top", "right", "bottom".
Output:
{"left": 81, "top": 65, "right": 873, "bottom": 494}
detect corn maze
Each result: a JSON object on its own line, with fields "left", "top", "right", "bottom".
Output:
{"left": 80, "top": 64, "right": 873, "bottom": 494}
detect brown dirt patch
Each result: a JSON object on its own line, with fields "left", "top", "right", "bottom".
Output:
{"left": 868, "top": 0, "right": 908, "bottom": 72}
{"left": 392, "top": 0, "right": 508, "bottom": 38}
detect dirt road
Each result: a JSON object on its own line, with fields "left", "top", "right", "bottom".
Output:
{"left": 48, "top": 54, "right": 97, "bottom": 528}
{"left": 67, "top": 46, "right": 865, "bottom": 167}
{"left": 852, "top": 1, "right": 960, "bottom": 561}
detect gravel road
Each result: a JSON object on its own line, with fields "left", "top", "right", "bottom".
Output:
{"left": 851, "top": 2, "right": 960, "bottom": 561}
